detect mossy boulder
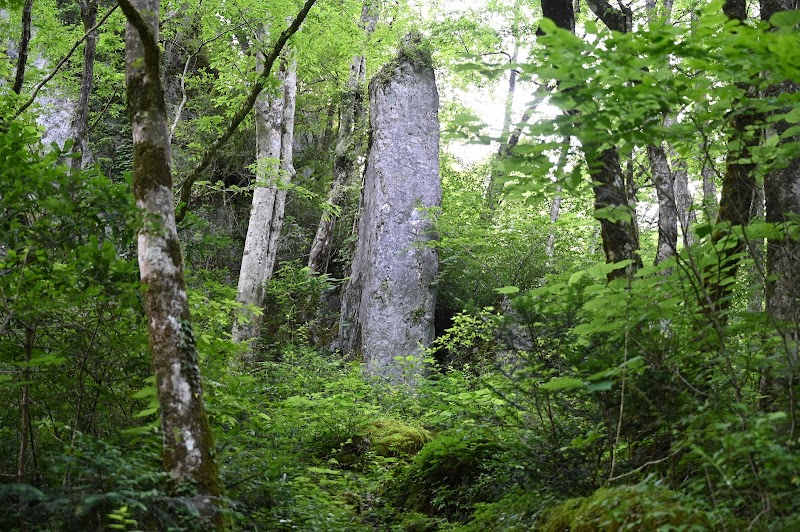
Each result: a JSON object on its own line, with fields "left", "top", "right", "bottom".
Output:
{"left": 388, "top": 431, "right": 509, "bottom": 522}
{"left": 538, "top": 484, "right": 714, "bottom": 531}
{"left": 364, "top": 418, "right": 433, "bottom": 457}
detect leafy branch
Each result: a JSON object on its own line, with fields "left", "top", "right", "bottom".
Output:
{"left": 174, "top": 0, "right": 319, "bottom": 223}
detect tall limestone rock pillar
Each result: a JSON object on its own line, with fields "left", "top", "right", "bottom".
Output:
{"left": 339, "top": 39, "right": 440, "bottom": 383}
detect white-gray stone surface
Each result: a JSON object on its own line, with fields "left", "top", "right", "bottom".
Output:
{"left": 339, "top": 44, "right": 441, "bottom": 384}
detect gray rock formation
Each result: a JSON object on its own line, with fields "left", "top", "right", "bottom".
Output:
{"left": 339, "top": 40, "right": 441, "bottom": 384}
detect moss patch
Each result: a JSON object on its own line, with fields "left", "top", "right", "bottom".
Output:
{"left": 537, "top": 484, "right": 714, "bottom": 531}
{"left": 363, "top": 418, "right": 433, "bottom": 457}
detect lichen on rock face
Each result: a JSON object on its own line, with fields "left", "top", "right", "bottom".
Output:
{"left": 338, "top": 34, "right": 441, "bottom": 384}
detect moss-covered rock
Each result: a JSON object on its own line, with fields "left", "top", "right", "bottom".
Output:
{"left": 538, "top": 484, "right": 714, "bottom": 531}
{"left": 364, "top": 418, "right": 433, "bottom": 457}
{"left": 388, "top": 431, "right": 509, "bottom": 522}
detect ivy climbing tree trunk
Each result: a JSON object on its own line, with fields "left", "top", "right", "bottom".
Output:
{"left": 233, "top": 43, "right": 297, "bottom": 346}
{"left": 307, "top": 0, "right": 379, "bottom": 274}
{"left": 118, "top": 0, "right": 224, "bottom": 511}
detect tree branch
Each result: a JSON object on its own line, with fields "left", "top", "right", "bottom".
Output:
{"left": 12, "top": 4, "right": 118, "bottom": 120}
{"left": 116, "top": 0, "right": 160, "bottom": 68}
{"left": 174, "top": 0, "right": 318, "bottom": 223}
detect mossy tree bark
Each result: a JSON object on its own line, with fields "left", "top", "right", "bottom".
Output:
{"left": 119, "top": 0, "right": 224, "bottom": 511}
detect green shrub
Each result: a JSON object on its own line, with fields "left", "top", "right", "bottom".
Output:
{"left": 537, "top": 483, "right": 714, "bottom": 532}
{"left": 388, "top": 430, "right": 511, "bottom": 522}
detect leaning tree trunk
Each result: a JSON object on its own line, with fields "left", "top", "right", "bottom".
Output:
{"left": 233, "top": 44, "right": 297, "bottom": 346}
{"left": 307, "top": 0, "right": 379, "bottom": 274}
{"left": 70, "top": 0, "right": 98, "bottom": 172}
{"left": 119, "top": 0, "right": 223, "bottom": 510}
{"left": 339, "top": 37, "right": 440, "bottom": 384}
{"left": 11, "top": 0, "right": 34, "bottom": 95}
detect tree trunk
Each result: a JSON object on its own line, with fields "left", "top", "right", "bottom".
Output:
{"left": 12, "top": 0, "right": 34, "bottom": 95}
{"left": 233, "top": 43, "right": 297, "bottom": 346}
{"left": 648, "top": 143, "right": 678, "bottom": 264}
{"left": 698, "top": 0, "right": 759, "bottom": 317}
{"left": 543, "top": 0, "right": 641, "bottom": 281}
{"left": 119, "top": 0, "right": 224, "bottom": 511}
{"left": 672, "top": 155, "right": 696, "bottom": 247}
{"left": 589, "top": 146, "right": 643, "bottom": 277}
{"left": 759, "top": 0, "right": 800, "bottom": 425}
{"left": 339, "top": 37, "right": 440, "bottom": 384}
{"left": 264, "top": 54, "right": 298, "bottom": 280}
{"left": 70, "top": 0, "right": 98, "bottom": 172}
{"left": 308, "top": 0, "right": 378, "bottom": 274}
{"left": 702, "top": 162, "right": 719, "bottom": 221}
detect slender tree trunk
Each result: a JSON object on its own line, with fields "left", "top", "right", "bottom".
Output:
{"left": 308, "top": 0, "right": 378, "bottom": 274}
{"left": 748, "top": 184, "right": 765, "bottom": 313}
{"left": 702, "top": 162, "right": 719, "bottom": 221}
{"left": 672, "top": 155, "right": 696, "bottom": 247}
{"left": 233, "top": 42, "right": 298, "bottom": 345}
{"left": 12, "top": 0, "right": 34, "bottom": 95}
{"left": 17, "top": 325, "right": 34, "bottom": 481}
{"left": 545, "top": 189, "right": 561, "bottom": 258}
{"left": 263, "top": 55, "right": 298, "bottom": 279}
{"left": 648, "top": 143, "right": 678, "bottom": 264}
{"left": 70, "top": 0, "right": 98, "bottom": 172}
{"left": 119, "top": 0, "right": 224, "bottom": 511}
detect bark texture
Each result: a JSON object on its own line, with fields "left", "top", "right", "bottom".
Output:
{"left": 648, "top": 143, "right": 678, "bottom": 264}
{"left": 339, "top": 41, "right": 440, "bottom": 383}
{"left": 234, "top": 48, "right": 297, "bottom": 345}
{"left": 762, "top": 0, "right": 800, "bottom": 325}
{"left": 70, "top": 0, "right": 98, "bottom": 172}
{"left": 120, "top": 0, "right": 223, "bottom": 506}
{"left": 12, "top": 0, "right": 34, "bottom": 95}
{"left": 308, "top": 0, "right": 378, "bottom": 274}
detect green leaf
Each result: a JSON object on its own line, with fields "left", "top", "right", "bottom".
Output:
{"left": 586, "top": 380, "right": 613, "bottom": 392}
{"left": 769, "top": 10, "right": 800, "bottom": 28}
{"left": 132, "top": 386, "right": 156, "bottom": 399}
{"left": 541, "top": 377, "right": 585, "bottom": 390}
{"left": 587, "top": 260, "right": 633, "bottom": 278}
{"left": 495, "top": 285, "right": 520, "bottom": 295}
